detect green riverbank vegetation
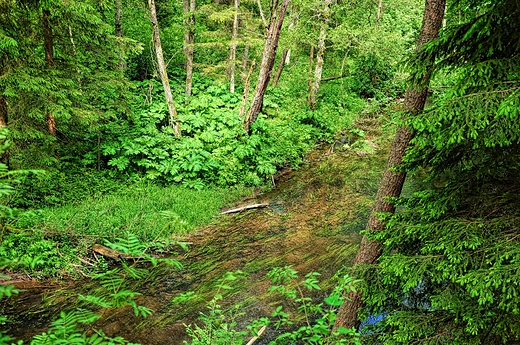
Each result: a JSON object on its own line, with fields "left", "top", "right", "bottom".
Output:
{"left": 1, "top": 0, "right": 520, "bottom": 344}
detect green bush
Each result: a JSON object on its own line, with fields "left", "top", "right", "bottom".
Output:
{"left": 349, "top": 53, "right": 397, "bottom": 99}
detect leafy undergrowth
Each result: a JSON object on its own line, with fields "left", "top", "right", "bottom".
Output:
{"left": 98, "top": 78, "right": 364, "bottom": 188}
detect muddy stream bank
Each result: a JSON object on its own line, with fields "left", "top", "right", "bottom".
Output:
{"left": 3, "top": 142, "right": 388, "bottom": 344}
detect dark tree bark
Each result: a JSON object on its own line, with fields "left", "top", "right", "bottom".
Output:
{"left": 184, "top": 0, "right": 196, "bottom": 96}
{"left": 149, "top": 0, "right": 181, "bottom": 136}
{"left": 271, "top": 49, "right": 288, "bottom": 87}
{"left": 42, "top": 8, "right": 57, "bottom": 136}
{"left": 333, "top": 0, "right": 446, "bottom": 332}
{"left": 243, "top": 0, "right": 290, "bottom": 133}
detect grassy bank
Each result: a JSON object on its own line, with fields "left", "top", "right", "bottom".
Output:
{"left": 3, "top": 181, "right": 253, "bottom": 277}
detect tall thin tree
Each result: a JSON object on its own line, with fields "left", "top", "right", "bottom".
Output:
{"left": 114, "top": 0, "right": 126, "bottom": 70}
{"left": 0, "top": 96, "right": 8, "bottom": 166}
{"left": 149, "top": 0, "right": 181, "bottom": 136}
{"left": 333, "top": 0, "right": 446, "bottom": 331}
{"left": 228, "top": 0, "right": 239, "bottom": 93}
{"left": 244, "top": 0, "right": 290, "bottom": 133}
{"left": 42, "top": 7, "right": 56, "bottom": 136}
{"left": 308, "top": 0, "right": 331, "bottom": 110}
{"left": 375, "top": 0, "right": 383, "bottom": 29}
{"left": 184, "top": 0, "right": 196, "bottom": 96}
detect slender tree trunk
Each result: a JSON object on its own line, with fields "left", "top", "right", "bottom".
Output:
{"left": 284, "top": 17, "right": 297, "bottom": 65}
{"left": 375, "top": 0, "right": 383, "bottom": 28}
{"left": 114, "top": 0, "right": 126, "bottom": 70}
{"left": 271, "top": 49, "right": 288, "bottom": 87}
{"left": 309, "top": 0, "right": 331, "bottom": 111}
{"left": 42, "top": 8, "right": 57, "bottom": 136}
{"left": 97, "top": 131, "right": 101, "bottom": 171}
{"left": 0, "top": 96, "right": 9, "bottom": 167}
{"left": 244, "top": 0, "right": 290, "bottom": 133}
{"left": 115, "top": 0, "right": 123, "bottom": 38}
{"left": 184, "top": 0, "right": 196, "bottom": 96}
{"left": 68, "top": 26, "right": 83, "bottom": 90}
{"left": 257, "top": 0, "right": 268, "bottom": 30}
{"left": 149, "top": 0, "right": 181, "bottom": 137}
{"left": 229, "top": 0, "right": 239, "bottom": 93}
{"left": 43, "top": 9, "right": 53, "bottom": 69}
{"left": 0, "top": 97, "right": 7, "bottom": 129}
{"left": 242, "top": 44, "right": 250, "bottom": 80}
{"left": 333, "top": 0, "right": 446, "bottom": 332}
{"left": 306, "top": 45, "right": 315, "bottom": 105}
{"left": 239, "top": 60, "right": 255, "bottom": 118}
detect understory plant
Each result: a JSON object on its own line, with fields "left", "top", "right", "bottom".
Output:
{"left": 99, "top": 78, "right": 356, "bottom": 188}
{"left": 174, "top": 267, "right": 361, "bottom": 345}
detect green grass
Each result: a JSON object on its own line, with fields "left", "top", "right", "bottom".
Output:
{"left": 31, "top": 182, "right": 249, "bottom": 239}
{"left": 6, "top": 181, "right": 252, "bottom": 277}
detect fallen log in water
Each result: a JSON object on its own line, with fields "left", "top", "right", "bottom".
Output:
{"left": 220, "top": 203, "right": 268, "bottom": 215}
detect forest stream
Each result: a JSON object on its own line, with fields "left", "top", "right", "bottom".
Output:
{"left": 3, "top": 135, "right": 389, "bottom": 344}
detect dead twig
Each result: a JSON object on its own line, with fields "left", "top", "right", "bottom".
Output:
{"left": 246, "top": 326, "right": 266, "bottom": 345}
{"left": 220, "top": 204, "right": 269, "bottom": 215}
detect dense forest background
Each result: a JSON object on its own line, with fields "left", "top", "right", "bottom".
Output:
{"left": 1, "top": 0, "right": 519, "bottom": 343}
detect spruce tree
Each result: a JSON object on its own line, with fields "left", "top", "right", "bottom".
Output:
{"left": 362, "top": 0, "right": 520, "bottom": 343}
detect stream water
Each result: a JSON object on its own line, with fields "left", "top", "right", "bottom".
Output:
{"left": 3, "top": 145, "right": 387, "bottom": 344}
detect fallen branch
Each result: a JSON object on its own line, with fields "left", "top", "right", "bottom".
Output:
{"left": 221, "top": 203, "right": 268, "bottom": 215}
{"left": 246, "top": 326, "right": 266, "bottom": 345}
{"left": 321, "top": 75, "right": 347, "bottom": 82}
{"left": 92, "top": 244, "right": 137, "bottom": 261}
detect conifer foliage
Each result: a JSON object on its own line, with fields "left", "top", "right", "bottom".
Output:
{"left": 362, "top": 0, "right": 520, "bottom": 343}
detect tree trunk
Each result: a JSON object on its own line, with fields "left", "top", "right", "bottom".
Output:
{"left": 239, "top": 61, "right": 255, "bottom": 118}
{"left": 309, "top": 0, "right": 331, "bottom": 111}
{"left": 229, "top": 0, "right": 239, "bottom": 93}
{"left": 271, "top": 49, "right": 288, "bottom": 87}
{"left": 42, "top": 8, "right": 57, "bottom": 136}
{"left": 333, "top": 0, "right": 446, "bottom": 332}
{"left": 375, "top": 0, "right": 383, "bottom": 28}
{"left": 284, "top": 11, "right": 297, "bottom": 65}
{"left": 241, "top": 44, "right": 250, "bottom": 80}
{"left": 114, "top": 0, "right": 126, "bottom": 70}
{"left": 149, "top": 0, "right": 181, "bottom": 137}
{"left": 184, "top": 0, "right": 196, "bottom": 96}
{"left": 42, "top": 9, "right": 53, "bottom": 69}
{"left": 257, "top": 0, "right": 268, "bottom": 30}
{"left": 243, "top": 0, "right": 290, "bottom": 133}
{"left": 0, "top": 96, "right": 9, "bottom": 167}
{"left": 306, "top": 45, "right": 314, "bottom": 105}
